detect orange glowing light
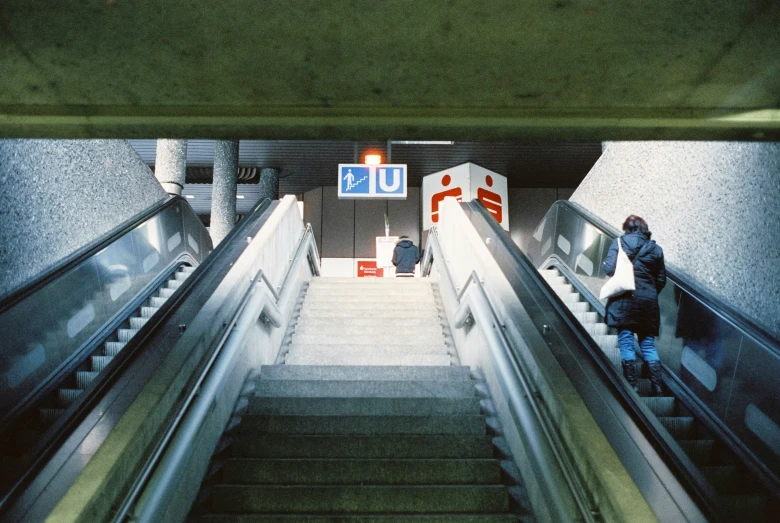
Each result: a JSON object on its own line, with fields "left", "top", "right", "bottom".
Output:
{"left": 364, "top": 154, "right": 382, "bottom": 165}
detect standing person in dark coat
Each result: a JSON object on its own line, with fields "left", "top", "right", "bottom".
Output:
{"left": 392, "top": 236, "right": 420, "bottom": 277}
{"left": 604, "top": 215, "right": 667, "bottom": 395}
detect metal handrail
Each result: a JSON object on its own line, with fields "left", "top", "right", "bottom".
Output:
{"left": 425, "top": 227, "right": 597, "bottom": 523}
{"left": 113, "top": 226, "right": 319, "bottom": 523}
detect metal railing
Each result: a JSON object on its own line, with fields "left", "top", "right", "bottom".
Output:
{"left": 114, "top": 223, "right": 319, "bottom": 523}
{"left": 423, "top": 225, "right": 597, "bottom": 523}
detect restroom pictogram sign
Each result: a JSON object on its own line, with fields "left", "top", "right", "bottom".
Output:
{"left": 422, "top": 163, "right": 508, "bottom": 231}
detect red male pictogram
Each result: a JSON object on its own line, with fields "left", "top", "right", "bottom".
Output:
{"left": 477, "top": 175, "right": 503, "bottom": 224}
{"left": 430, "top": 174, "right": 463, "bottom": 223}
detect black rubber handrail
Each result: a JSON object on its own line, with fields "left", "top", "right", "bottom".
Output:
{"left": 0, "top": 195, "right": 180, "bottom": 313}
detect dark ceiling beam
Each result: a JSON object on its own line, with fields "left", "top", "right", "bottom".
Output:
{"left": 2, "top": 0, "right": 777, "bottom": 140}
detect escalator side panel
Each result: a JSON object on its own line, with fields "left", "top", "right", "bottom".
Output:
{"left": 0, "top": 201, "right": 207, "bottom": 429}
{"left": 529, "top": 200, "right": 780, "bottom": 487}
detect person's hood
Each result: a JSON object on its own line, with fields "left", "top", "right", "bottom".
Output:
{"left": 397, "top": 239, "right": 414, "bottom": 248}
{"left": 620, "top": 232, "right": 655, "bottom": 260}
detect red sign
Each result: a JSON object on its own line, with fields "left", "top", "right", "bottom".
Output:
{"left": 357, "top": 260, "right": 384, "bottom": 278}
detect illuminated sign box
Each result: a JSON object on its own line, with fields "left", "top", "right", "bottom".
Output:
{"left": 338, "top": 164, "right": 408, "bottom": 199}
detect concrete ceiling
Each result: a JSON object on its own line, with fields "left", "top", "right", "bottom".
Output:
{"left": 1, "top": 1, "right": 778, "bottom": 140}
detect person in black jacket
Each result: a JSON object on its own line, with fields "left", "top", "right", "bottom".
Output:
{"left": 603, "top": 215, "right": 667, "bottom": 396}
{"left": 392, "top": 236, "right": 420, "bottom": 277}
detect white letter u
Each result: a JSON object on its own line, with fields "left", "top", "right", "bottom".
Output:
{"left": 379, "top": 168, "right": 401, "bottom": 192}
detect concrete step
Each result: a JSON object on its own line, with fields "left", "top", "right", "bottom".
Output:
{"left": 222, "top": 458, "right": 502, "bottom": 485}
{"left": 296, "top": 317, "right": 444, "bottom": 329}
{"left": 284, "top": 354, "right": 453, "bottom": 366}
{"left": 233, "top": 434, "right": 495, "bottom": 459}
{"left": 294, "top": 324, "right": 444, "bottom": 337}
{"left": 238, "top": 414, "right": 486, "bottom": 435}
{"left": 291, "top": 334, "right": 444, "bottom": 346}
{"left": 209, "top": 485, "right": 510, "bottom": 514}
{"left": 253, "top": 379, "right": 476, "bottom": 399}
{"left": 286, "top": 344, "right": 448, "bottom": 355}
{"left": 258, "top": 365, "right": 471, "bottom": 382}
{"left": 299, "top": 309, "right": 440, "bottom": 319}
{"left": 306, "top": 287, "right": 434, "bottom": 296}
{"left": 200, "top": 514, "right": 519, "bottom": 522}
{"left": 305, "top": 294, "right": 435, "bottom": 304}
{"left": 310, "top": 278, "right": 431, "bottom": 285}
{"left": 302, "top": 302, "right": 436, "bottom": 311}
{"left": 246, "top": 397, "right": 482, "bottom": 417}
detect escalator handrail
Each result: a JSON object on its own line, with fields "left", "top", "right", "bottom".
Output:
{"left": 0, "top": 195, "right": 180, "bottom": 313}
{"left": 114, "top": 218, "right": 320, "bottom": 523}
{"left": 557, "top": 200, "right": 780, "bottom": 353}
{"left": 458, "top": 201, "right": 720, "bottom": 522}
{"left": 424, "top": 227, "right": 597, "bottom": 523}
{"left": 541, "top": 200, "right": 780, "bottom": 502}
{"left": 0, "top": 198, "right": 273, "bottom": 521}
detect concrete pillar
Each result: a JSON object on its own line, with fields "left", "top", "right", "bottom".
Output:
{"left": 259, "top": 167, "right": 280, "bottom": 201}
{"left": 154, "top": 139, "right": 187, "bottom": 195}
{"left": 210, "top": 140, "right": 239, "bottom": 245}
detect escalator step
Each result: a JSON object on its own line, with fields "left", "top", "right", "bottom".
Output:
{"left": 583, "top": 322, "right": 608, "bottom": 337}
{"left": 118, "top": 328, "right": 139, "bottom": 343}
{"left": 180, "top": 265, "right": 195, "bottom": 273}
{"left": 40, "top": 408, "right": 64, "bottom": 427}
{"left": 91, "top": 355, "right": 114, "bottom": 372}
{"left": 174, "top": 270, "right": 192, "bottom": 281}
{"left": 141, "top": 306, "right": 160, "bottom": 318}
{"left": 574, "top": 311, "right": 599, "bottom": 324}
{"left": 604, "top": 348, "right": 621, "bottom": 369}
{"left": 159, "top": 288, "right": 175, "bottom": 298}
{"left": 105, "top": 341, "right": 127, "bottom": 356}
{"left": 640, "top": 397, "right": 676, "bottom": 417}
{"left": 636, "top": 378, "right": 652, "bottom": 396}
{"left": 722, "top": 495, "right": 766, "bottom": 523}
{"left": 167, "top": 279, "right": 183, "bottom": 290}
{"left": 703, "top": 466, "right": 739, "bottom": 494}
{"left": 658, "top": 416, "right": 695, "bottom": 439}
{"left": 77, "top": 371, "right": 99, "bottom": 389}
{"left": 560, "top": 292, "right": 581, "bottom": 304}
{"left": 594, "top": 334, "right": 617, "bottom": 351}
{"left": 130, "top": 316, "right": 149, "bottom": 330}
{"left": 551, "top": 283, "right": 574, "bottom": 295}
{"left": 150, "top": 297, "right": 167, "bottom": 307}
{"left": 568, "top": 302, "right": 589, "bottom": 313}
{"left": 677, "top": 440, "right": 714, "bottom": 466}
{"left": 57, "top": 388, "right": 83, "bottom": 407}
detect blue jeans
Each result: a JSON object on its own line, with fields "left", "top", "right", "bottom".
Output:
{"left": 618, "top": 329, "right": 659, "bottom": 362}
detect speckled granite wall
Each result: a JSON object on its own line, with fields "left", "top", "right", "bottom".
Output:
{"left": 571, "top": 141, "right": 780, "bottom": 338}
{"left": 0, "top": 139, "right": 168, "bottom": 297}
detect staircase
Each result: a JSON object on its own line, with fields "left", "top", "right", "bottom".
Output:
{"left": 540, "top": 267, "right": 769, "bottom": 523}
{"left": 194, "top": 277, "right": 527, "bottom": 522}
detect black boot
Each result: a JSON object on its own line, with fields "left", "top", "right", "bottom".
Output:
{"left": 621, "top": 360, "right": 639, "bottom": 392}
{"left": 647, "top": 360, "right": 664, "bottom": 396}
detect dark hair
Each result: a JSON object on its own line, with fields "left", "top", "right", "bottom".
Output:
{"left": 622, "top": 215, "right": 652, "bottom": 239}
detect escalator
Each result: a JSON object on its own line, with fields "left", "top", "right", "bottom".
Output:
{"left": 461, "top": 199, "right": 780, "bottom": 522}
{"left": 0, "top": 196, "right": 212, "bottom": 519}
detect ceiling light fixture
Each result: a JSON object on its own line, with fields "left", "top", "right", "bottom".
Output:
{"left": 236, "top": 195, "right": 245, "bottom": 199}
{"left": 185, "top": 195, "right": 195, "bottom": 199}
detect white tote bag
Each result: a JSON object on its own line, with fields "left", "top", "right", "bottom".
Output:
{"left": 599, "top": 237, "right": 636, "bottom": 300}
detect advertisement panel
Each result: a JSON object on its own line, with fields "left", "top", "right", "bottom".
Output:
{"left": 422, "top": 163, "right": 508, "bottom": 231}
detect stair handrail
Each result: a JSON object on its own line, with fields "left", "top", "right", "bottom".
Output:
{"left": 424, "top": 226, "right": 598, "bottom": 523}
{"left": 112, "top": 222, "right": 319, "bottom": 523}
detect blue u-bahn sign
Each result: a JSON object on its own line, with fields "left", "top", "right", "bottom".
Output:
{"left": 338, "top": 164, "right": 407, "bottom": 199}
